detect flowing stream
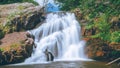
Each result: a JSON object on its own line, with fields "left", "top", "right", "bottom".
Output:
{"left": 25, "top": 12, "right": 88, "bottom": 63}
{"left": 23, "top": 0, "right": 90, "bottom": 63}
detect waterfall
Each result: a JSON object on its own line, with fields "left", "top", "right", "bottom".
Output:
{"left": 25, "top": 12, "right": 88, "bottom": 63}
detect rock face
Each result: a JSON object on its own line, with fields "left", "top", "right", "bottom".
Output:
{"left": 85, "top": 38, "right": 120, "bottom": 62}
{"left": 0, "top": 3, "right": 45, "bottom": 65}
{"left": 11, "top": 5, "right": 45, "bottom": 30}
{"left": 81, "top": 22, "right": 120, "bottom": 62}
{"left": 0, "top": 32, "right": 34, "bottom": 65}
{"left": 0, "top": 2, "right": 45, "bottom": 33}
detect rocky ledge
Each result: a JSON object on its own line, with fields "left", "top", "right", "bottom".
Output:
{"left": 0, "top": 3, "right": 44, "bottom": 65}
{"left": 85, "top": 38, "right": 120, "bottom": 62}
{"left": 0, "top": 2, "right": 44, "bottom": 33}
{"left": 0, "top": 32, "right": 34, "bottom": 65}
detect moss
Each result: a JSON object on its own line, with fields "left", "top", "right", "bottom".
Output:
{"left": 0, "top": 48, "right": 4, "bottom": 52}
{"left": 10, "top": 43, "right": 20, "bottom": 49}
{"left": 0, "top": 30, "right": 5, "bottom": 39}
{"left": 5, "top": 10, "right": 24, "bottom": 33}
{"left": 0, "top": 24, "right": 5, "bottom": 39}
{"left": 17, "top": 5, "right": 26, "bottom": 10}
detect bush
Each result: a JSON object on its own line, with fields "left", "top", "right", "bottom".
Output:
{"left": 56, "top": 0, "right": 120, "bottom": 43}
{"left": 110, "top": 31, "right": 120, "bottom": 43}
{"left": 0, "top": 48, "right": 4, "bottom": 51}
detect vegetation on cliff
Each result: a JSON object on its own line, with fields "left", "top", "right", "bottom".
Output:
{"left": 56, "top": 0, "right": 120, "bottom": 61}
{"left": 56, "top": 0, "right": 120, "bottom": 44}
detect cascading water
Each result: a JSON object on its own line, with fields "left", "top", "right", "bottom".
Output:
{"left": 24, "top": 0, "right": 88, "bottom": 63}
{"left": 25, "top": 12, "right": 88, "bottom": 63}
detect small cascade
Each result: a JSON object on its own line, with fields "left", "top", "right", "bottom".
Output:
{"left": 24, "top": 12, "right": 88, "bottom": 63}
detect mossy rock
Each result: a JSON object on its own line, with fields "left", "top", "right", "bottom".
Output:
{"left": 0, "top": 3, "right": 44, "bottom": 34}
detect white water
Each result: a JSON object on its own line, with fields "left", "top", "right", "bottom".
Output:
{"left": 25, "top": 12, "right": 88, "bottom": 63}
{"left": 35, "top": 0, "right": 58, "bottom": 7}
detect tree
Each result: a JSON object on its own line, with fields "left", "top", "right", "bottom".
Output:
{"left": 0, "top": 0, "right": 38, "bottom": 5}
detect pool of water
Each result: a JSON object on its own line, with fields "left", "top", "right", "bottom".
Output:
{"left": 0, "top": 61, "right": 119, "bottom": 68}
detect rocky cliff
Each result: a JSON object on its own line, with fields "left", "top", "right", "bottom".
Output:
{"left": 0, "top": 2, "right": 44, "bottom": 65}
{"left": 73, "top": 8, "right": 120, "bottom": 62}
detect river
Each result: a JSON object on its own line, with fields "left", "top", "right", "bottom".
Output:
{"left": 0, "top": 61, "right": 119, "bottom": 68}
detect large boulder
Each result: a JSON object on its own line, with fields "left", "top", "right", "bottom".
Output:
{"left": 85, "top": 38, "right": 120, "bottom": 62}
{"left": 0, "top": 32, "right": 34, "bottom": 65}
{"left": 0, "top": 2, "right": 45, "bottom": 33}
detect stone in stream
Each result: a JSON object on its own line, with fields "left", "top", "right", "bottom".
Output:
{"left": 44, "top": 48, "right": 54, "bottom": 61}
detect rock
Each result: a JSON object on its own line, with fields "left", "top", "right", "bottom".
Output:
{"left": 0, "top": 32, "right": 34, "bottom": 65}
{"left": 0, "top": 2, "right": 34, "bottom": 24}
{"left": 11, "top": 6, "right": 45, "bottom": 30}
{"left": 0, "top": 3, "right": 44, "bottom": 65}
{"left": 85, "top": 38, "right": 120, "bottom": 62}
{"left": 0, "top": 2, "right": 45, "bottom": 65}
{"left": 0, "top": 2, "right": 45, "bottom": 32}
{"left": 110, "top": 16, "right": 120, "bottom": 31}
{"left": 72, "top": 8, "right": 83, "bottom": 20}
{"left": 81, "top": 26, "right": 96, "bottom": 36}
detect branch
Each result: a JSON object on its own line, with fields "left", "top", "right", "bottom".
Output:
{"left": 106, "top": 57, "right": 120, "bottom": 65}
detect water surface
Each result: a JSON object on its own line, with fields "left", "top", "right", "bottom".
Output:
{"left": 1, "top": 61, "right": 119, "bottom": 68}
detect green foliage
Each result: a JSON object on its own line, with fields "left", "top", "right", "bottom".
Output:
{"left": 110, "top": 31, "right": 120, "bottom": 43}
{"left": 56, "top": 0, "right": 80, "bottom": 10}
{"left": 86, "top": 14, "right": 120, "bottom": 43}
{"left": 56, "top": 0, "right": 120, "bottom": 43}
{"left": 56, "top": 0, "right": 120, "bottom": 16}
{"left": 0, "top": 48, "right": 4, "bottom": 51}
{"left": 0, "top": 0, "right": 38, "bottom": 5}
{"left": 0, "top": 24, "right": 5, "bottom": 39}
{"left": 94, "top": 14, "right": 110, "bottom": 32}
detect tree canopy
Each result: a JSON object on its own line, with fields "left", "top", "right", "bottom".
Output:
{"left": 0, "top": 0, "right": 38, "bottom": 5}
